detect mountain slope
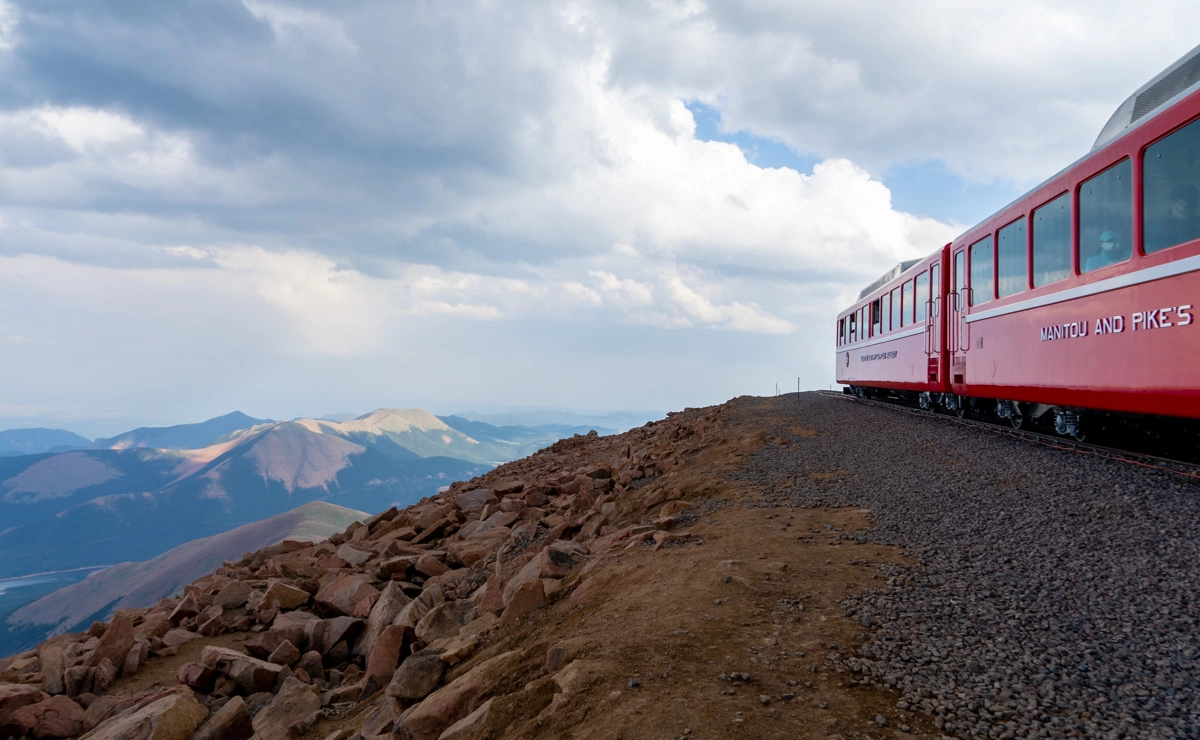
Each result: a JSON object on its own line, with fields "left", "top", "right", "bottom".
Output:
{"left": 0, "top": 428, "right": 91, "bottom": 456}
{"left": 89, "top": 411, "right": 269, "bottom": 451}
{"left": 0, "top": 423, "right": 488, "bottom": 578}
{"left": 3, "top": 501, "right": 366, "bottom": 653}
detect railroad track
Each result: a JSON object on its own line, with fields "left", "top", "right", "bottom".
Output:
{"left": 814, "top": 389, "right": 1200, "bottom": 481}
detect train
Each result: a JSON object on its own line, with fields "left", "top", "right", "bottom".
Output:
{"left": 835, "top": 43, "right": 1200, "bottom": 441}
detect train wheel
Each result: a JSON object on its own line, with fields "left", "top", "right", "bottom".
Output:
{"left": 854, "top": 386, "right": 866, "bottom": 400}
{"left": 1010, "top": 411, "right": 1024, "bottom": 429}
{"left": 919, "top": 392, "right": 933, "bottom": 411}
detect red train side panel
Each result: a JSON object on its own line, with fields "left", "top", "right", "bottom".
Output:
{"left": 835, "top": 247, "right": 950, "bottom": 395}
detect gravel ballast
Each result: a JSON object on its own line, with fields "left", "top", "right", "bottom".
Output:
{"left": 735, "top": 393, "right": 1199, "bottom": 739}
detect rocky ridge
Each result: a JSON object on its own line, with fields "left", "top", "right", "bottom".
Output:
{"left": 1, "top": 402, "right": 815, "bottom": 740}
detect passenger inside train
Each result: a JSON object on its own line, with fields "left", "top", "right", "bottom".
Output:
{"left": 1084, "top": 230, "right": 1127, "bottom": 272}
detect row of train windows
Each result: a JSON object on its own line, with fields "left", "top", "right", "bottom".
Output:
{"left": 837, "top": 266, "right": 940, "bottom": 345}
{"left": 961, "top": 114, "right": 1200, "bottom": 305}
{"left": 837, "top": 113, "right": 1200, "bottom": 344}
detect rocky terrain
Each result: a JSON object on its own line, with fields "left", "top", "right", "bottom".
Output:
{"left": 0, "top": 393, "right": 1193, "bottom": 739}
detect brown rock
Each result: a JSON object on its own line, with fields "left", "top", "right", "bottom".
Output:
{"left": 415, "top": 601, "right": 476, "bottom": 645}
{"left": 470, "top": 576, "right": 504, "bottom": 614}
{"left": 437, "top": 697, "right": 495, "bottom": 740}
{"left": 296, "top": 651, "right": 325, "bottom": 682}
{"left": 499, "top": 580, "right": 548, "bottom": 626}
{"left": 501, "top": 542, "right": 581, "bottom": 604}
{"left": 354, "top": 581, "right": 411, "bottom": 658}
{"left": 335, "top": 543, "right": 374, "bottom": 567}
{"left": 169, "top": 592, "right": 201, "bottom": 624}
{"left": 546, "top": 645, "right": 568, "bottom": 673}
{"left": 320, "top": 616, "right": 365, "bottom": 657}
{"left": 124, "top": 641, "right": 150, "bottom": 676}
{"left": 201, "top": 647, "right": 285, "bottom": 695}
{"left": 87, "top": 610, "right": 137, "bottom": 675}
{"left": 0, "top": 684, "right": 49, "bottom": 733}
{"left": 314, "top": 573, "right": 377, "bottom": 616}
{"left": 365, "top": 624, "right": 413, "bottom": 686}
{"left": 452, "top": 489, "right": 497, "bottom": 514}
{"left": 414, "top": 552, "right": 449, "bottom": 578}
{"left": 8, "top": 695, "right": 86, "bottom": 739}
{"left": 394, "top": 585, "right": 446, "bottom": 629}
{"left": 493, "top": 479, "right": 525, "bottom": 496}
{"left": 267, "top": 640, "right": 301, "bottom": 668}
{"left": 92, "top": 657, "right": 119, "bottom": 693}
{"left": 260, "top": 580, "right": 311, "bottom": 612}
{"left": 161, "top": 628, "right": 201, "bottom": 648}
{"left": 386, "top": 653, "right": 446, "bottom": 701}
{"left": 192, "top": 695, "right": 253, "bottom": 740}
{"left": 245, "top": 628, "right": 304, "bottom": 660}
{"left": 399, "top": 651, "right": 521, "bottom": 740}
{"left": 446, "top": 529, "right": 510, "bottom": 568}
{"left": 38, "top": 643, "right": 67, "bottom": 696}
{"left": 432, "top": 635, "right": 479, "bottom": 666}
{"left": 177, "top": 661, "right": 216, "bottom": 691}
{"left": 81, "top": 686, "right": 207, "bottom": 740}
{"left": 250, "top": 677, "right": 321, "bottom": 740}
{"left": 456, "top": 510, "right": 520, "bottom": 539}
{"left": 213, "top": 580, "right": 253, "bottom": 609}
{"left": 63, "top": 665, "right": 92, "bottom": 697}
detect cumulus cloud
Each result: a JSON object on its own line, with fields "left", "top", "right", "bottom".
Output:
{"left": 0, "top": 0, "right": 1190, "bottom": 423}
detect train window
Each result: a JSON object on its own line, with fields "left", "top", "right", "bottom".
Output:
{"left": 901, "top": 281, "right": 913, "bottom": 326}
{"left": 1033, "top": 192, "right": 1071, "bottom": 286}
{"left": 969, "top": 235, "right": 994, "bottom": 305}
{"left": 1080, "top": 159, "right": 1132, "bottom": 271}
{"left": 838, "top": 318, "right": 845, "bottom": 346}
{"left": 915, "top": 271, "right": 929, "bottom": 322}
{"left": 849, "top": 312, "right": 856, "bottom": 342}
{"left": 1143, "top": 121, "right": 1200, "bottom": 254}
{"left": 996, "top": 218, "right": 1027, "bottom": 298}
{"left": 931, "top": 263, "right": 941, "bottom": 307}
{"left": 889, "top": 287, "right": 899, "bottom": 330}
{"left": 881, "top": 292, "right": 891, "bottom": 332}
{"left": 871, "top": 299, "right": 881, "bottom": 336}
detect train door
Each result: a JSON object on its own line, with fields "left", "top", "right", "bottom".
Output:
{"left": 950, "top": 249, "right": 967, "bottom": 384}
{"left": 925, "top": 263, "right": 941, "bottom": 382}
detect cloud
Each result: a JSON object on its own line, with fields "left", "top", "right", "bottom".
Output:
{"left": 0, "top": 0, "right": 1188, "bottom": 424}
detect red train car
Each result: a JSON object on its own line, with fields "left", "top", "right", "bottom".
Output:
{"left": 835, "top": 249, "right": 949, "bottom": 405}
{"left": 837, "top": 44, "right": 1200, "bottom": 437}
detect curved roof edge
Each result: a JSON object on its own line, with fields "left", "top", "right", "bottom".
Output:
{"left": 1093, "top": 42, "right": 1200, "bottom": 151}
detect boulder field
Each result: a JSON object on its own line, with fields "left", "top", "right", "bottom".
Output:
{"left": 0, "top": 395, "right": 933, "bottom": 739}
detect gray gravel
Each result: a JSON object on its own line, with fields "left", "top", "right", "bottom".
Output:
{"left": 733, "top": 392, "right": 1200, "bottom": 739}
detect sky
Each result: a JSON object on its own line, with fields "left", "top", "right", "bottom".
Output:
{"left": 1, "top": 1, "right": 1199, "bottom": 437}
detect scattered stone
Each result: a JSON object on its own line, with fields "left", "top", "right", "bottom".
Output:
{"left": 386, "top": 653, "right": 446, "bottom": 701}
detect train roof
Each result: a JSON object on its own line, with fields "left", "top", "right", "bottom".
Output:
{"left": 857, "top": 258, "right": 922, "bottom": 300}
{"left": 1093, "top": 42, "right": 1200, "bottom": 151}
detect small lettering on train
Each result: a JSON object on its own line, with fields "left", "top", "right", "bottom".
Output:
{"left": 860, "top": 351, "right": 898, "bottom": 362}
{"left": 1039, "top": 304, "right": 1192, "bottom": 341}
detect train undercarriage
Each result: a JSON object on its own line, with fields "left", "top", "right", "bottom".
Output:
{"left": 844, "top": 385, "right": 1200, "bottom": 460}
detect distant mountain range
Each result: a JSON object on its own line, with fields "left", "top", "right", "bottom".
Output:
{"left": 0, "top": 500, "right": 366, "bottom": 657}
{"left": 0, "top": 429, "right": 92, "bottom": 457}
{"left": 0, "top": 407, "right": 600, "bottom": 580}
{"left": 88, "top": 411, "right": 269, "bottom": 451}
